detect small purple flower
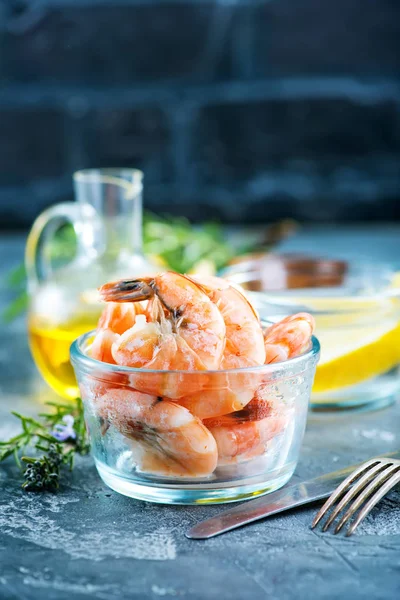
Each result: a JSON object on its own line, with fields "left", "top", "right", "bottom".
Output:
{"left": 51, "top": 415, "right": 76, "bottom": 442}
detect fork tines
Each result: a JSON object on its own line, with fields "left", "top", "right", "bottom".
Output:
{"left": 312, "top": 457, "right": 400, "bottom": 537}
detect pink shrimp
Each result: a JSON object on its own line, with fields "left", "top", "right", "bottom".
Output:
{"left": 97, "top": 301, "right": 144, "bottom": 335}
{"left": 207, "top": 418, "right": 287, "bottom": 465}
{"left": 98, "top": 272, "right": 226, "bottom": 398}
{"left": 200, "top": 309, "right": 314, "bottom": 465}
{"left": 203, "top": 386, "right": 290, "bottom": 465}
{"left": 191, "top": 276, "right": 265, "bottom": 369}
{"left": 90, "top": 301, "right": 145, "bottom": 364}
{"left": 96, "top": 388, "right": 218, "bottom": 477}
{"left": 90, "top": 329, "right": 118, "bottom": 364}
{"left": 100, "top": 272, "right": 226, "bottom": 371}
{"left": 225, "top": 313, "right": 315, "bottom": 432}
{"left": 177, "top": 276, "right": 265, "bottom": 419}
{"left": 263, "top": 313, "right": 315, "bottom": 364}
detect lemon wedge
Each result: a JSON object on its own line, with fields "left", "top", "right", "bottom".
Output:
{"left": 267, "top": 273, "right": 400, "bottom": 395}
{"left": 313, "top": 319, "right": 400, "bottom": 393}
{"left": 313, "top": 271, "right": 400, "bottom": 392}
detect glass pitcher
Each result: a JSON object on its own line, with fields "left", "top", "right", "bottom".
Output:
{"left": 26, "top": 168, "right": 157, "bottom": 400}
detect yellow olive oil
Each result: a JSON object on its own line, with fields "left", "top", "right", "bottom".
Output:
{"left": 28, "top": 315, "right": 100, "bottom": 400}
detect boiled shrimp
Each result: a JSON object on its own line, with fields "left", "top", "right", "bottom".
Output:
{"left": 100, "top": 272, "right": 226, "bottom": 372}
{"left": 263, "top": 313, "right": 315, "bottom": 363}
{"left": 178, "top": 276, "right": 265, "bottom": 419}
{"left": 204, "top": 413, "right": 288, "bottom": 465}
{"left": 203, "top": 393, "right": 289, "bottom": 465}
{"left": 90, "top": 301, "right": 144, "bottom": 364}
{"left": 229, "top": 311, "right": 315, "bottom": 424}
{"left": 200, "top": 313, "right": 314, "bottom": 461}
{"left": 97, "top": 301, "right": 144, "bottom": 335}
{"left": 96, "top": 388, "right": 218, "bottom": 477}
{"left": 90, "top": 329, "right": 119, "bottom": 364}
{"left": 192, "top": 275, "right": 265, "bottom": 368}
{"left": 99, "top": 272, "right": 226, "bottom": 398}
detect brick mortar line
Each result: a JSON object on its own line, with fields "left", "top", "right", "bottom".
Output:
{"left": 2, "top": 0, "right": 267, "bottom": 9}
{"left": 2, "top": 167, "right": 400, "bottom": 194}
{"left": 0, "top": 78, "right": 399, "bottom": 109}
{"left": 0, "top": 0, "right": 267, "bottom": 32}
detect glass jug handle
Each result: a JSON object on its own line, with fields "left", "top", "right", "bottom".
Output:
{"left": 25, "top": 202, "right": 93, "bottom": 292}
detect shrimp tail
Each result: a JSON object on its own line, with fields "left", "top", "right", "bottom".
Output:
{"left": 99, "top": 278, "right": 154, "bottom": 303}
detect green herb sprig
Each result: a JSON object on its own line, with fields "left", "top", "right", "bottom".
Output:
{"left": 2, "top": 212, "right": 297, "bottom": 323}
{"left": 0, "top": 398, "right": 89, "bottom": 492}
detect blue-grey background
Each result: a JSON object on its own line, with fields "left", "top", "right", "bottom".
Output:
{"left": 0, "top": 0, "right": 400, "bottom": 228}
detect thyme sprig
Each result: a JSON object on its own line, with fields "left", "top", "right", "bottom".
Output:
{"left": 0, "top": 398, "right": 89, "bottom": 492}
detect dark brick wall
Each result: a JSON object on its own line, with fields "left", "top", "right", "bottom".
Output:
{"left": 0, "top": 0, "right": 400, "bottom": 227}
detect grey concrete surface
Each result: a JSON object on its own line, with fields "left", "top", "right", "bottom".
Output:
{"left": 0, "top": 228, "right": 399, "bottom": 600}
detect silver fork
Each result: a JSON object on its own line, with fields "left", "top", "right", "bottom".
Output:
{"left": 312, "top": 456, "right": 400, "bottom": 536}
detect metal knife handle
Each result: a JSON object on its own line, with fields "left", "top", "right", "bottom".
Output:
{"left": 187, "top": 450, "right": 400, "bottom": 539}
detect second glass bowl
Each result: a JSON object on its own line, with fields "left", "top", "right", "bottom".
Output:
{"left": 223, "top": 254, "right": 400, "bottom": 411}
{"left": 71, "top": 330, "right": 319, "bottom": 504}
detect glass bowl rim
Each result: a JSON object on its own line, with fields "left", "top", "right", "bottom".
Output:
{"left": 70, "top": 329, "right": 320, "bottom": 376}
{"left": 248, "top": 290, "right": 400, "bottom": 320}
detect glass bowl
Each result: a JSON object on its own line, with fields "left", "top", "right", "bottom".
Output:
{"left": 70, "top": 329, "right": 320, "bottom": 505}
{"left": 223, "top": 254, "right": 400, "bottom": 412}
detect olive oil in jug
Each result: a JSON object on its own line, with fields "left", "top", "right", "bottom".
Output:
{"left": 26, "top": 169, "right": 157, "bottom": 400}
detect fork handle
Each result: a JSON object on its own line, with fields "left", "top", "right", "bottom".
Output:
{"left": 187, "top": 451, "right": 400, "bottom": 539}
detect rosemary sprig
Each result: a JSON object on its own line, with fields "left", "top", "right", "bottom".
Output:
{"left": 0, "top": 398, "right": 89, "bottom": 492}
